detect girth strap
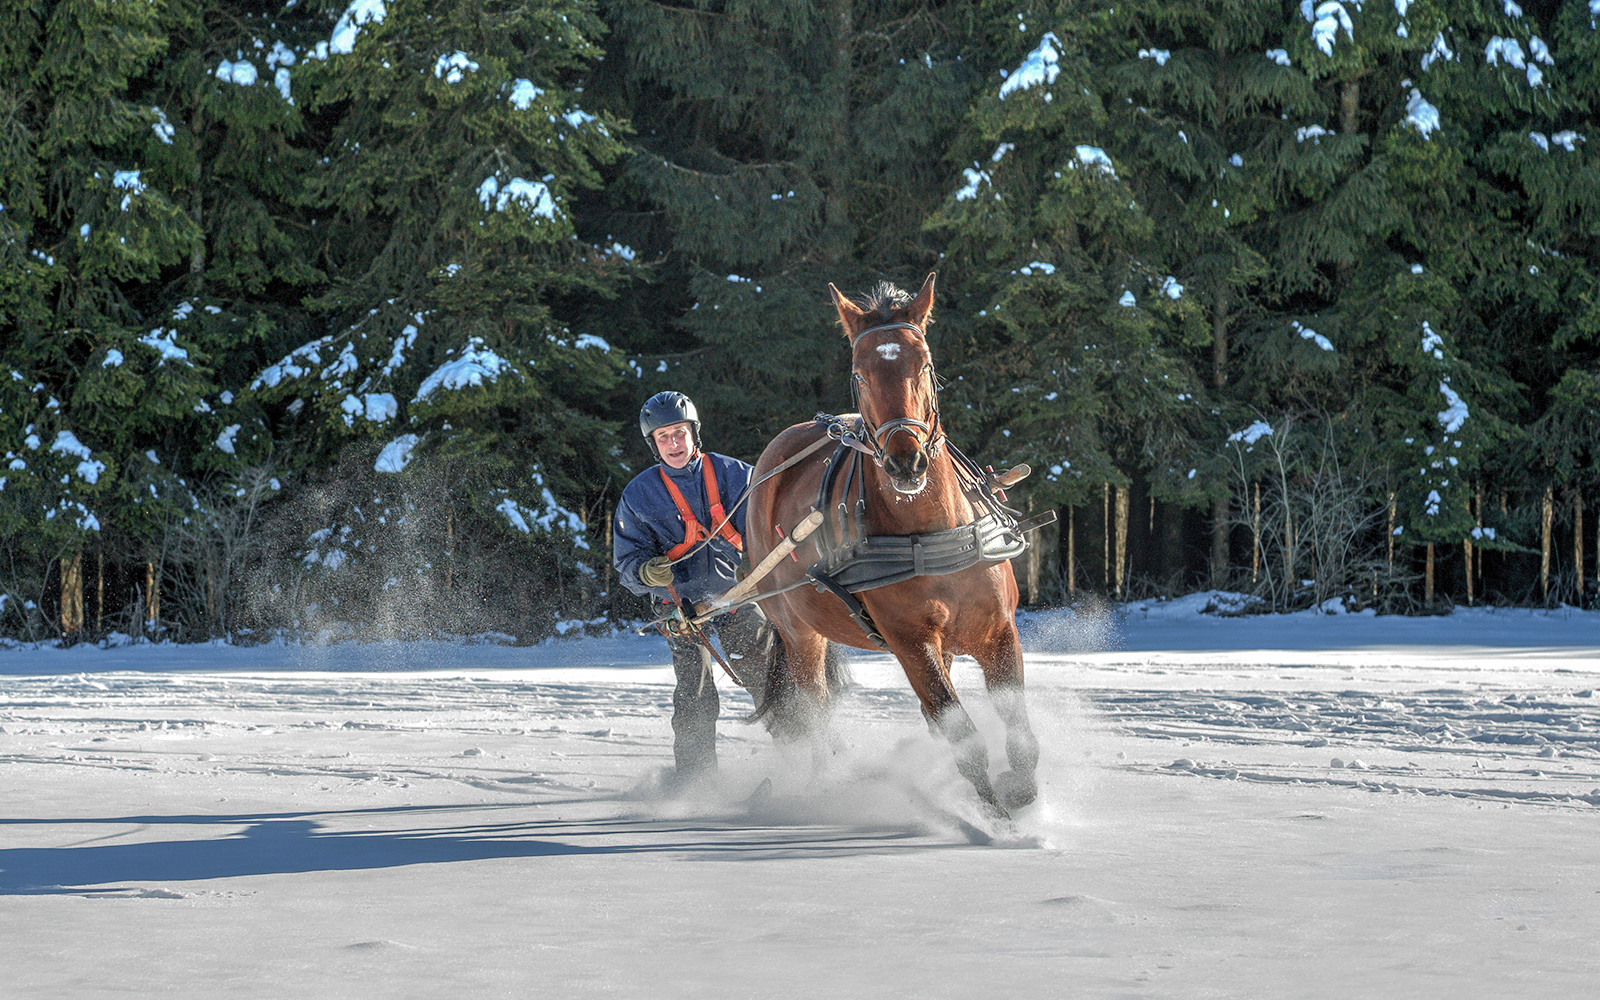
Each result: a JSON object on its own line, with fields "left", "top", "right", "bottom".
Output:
{"left": 805, "top": 568, "right": 889, "bottom": 650}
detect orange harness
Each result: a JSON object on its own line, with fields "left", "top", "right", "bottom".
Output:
{"left": 660, "top": 460, "right": 743, "bottom": 561}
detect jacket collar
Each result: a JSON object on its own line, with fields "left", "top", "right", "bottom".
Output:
{"left": 659, "top": 452, "right": 703, "bottom": 480}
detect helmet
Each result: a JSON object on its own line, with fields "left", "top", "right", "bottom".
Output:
{"left": 639, "top": 391, "right": 701, "bottom": 459}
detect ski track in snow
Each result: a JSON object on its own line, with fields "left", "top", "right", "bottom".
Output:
{"left": 4, "top": 662, "right": 1596, "bottom": 854}
{"left": 5, "top": 610, "right": 1600, "bottom": 997}
{"left": 1090, "top": 687, "right": 1600, "bottom": 808}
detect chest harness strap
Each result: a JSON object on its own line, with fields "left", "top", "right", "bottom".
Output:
{"left": 660, "top": 462, "right": 744, "bottom": 561}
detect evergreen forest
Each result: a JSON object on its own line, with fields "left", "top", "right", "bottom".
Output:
{"left": 2, "top": 0, "right": 1598, "bottom": 644}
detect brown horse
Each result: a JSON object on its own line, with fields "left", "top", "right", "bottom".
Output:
{"left": 746, "top": 273, "right": 1040, "bottom": 815}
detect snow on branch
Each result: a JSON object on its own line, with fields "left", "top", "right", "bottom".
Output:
{"left": 1228, "top": 420, "right": 1274, "bottom": 445}
{"left": 329, "top": 0, "right": 386, "bottom": 56}
{"left": 999, "top": 33, "right": 1060, "bottom": 99}
{"left": 1307, "top": 2, "right": 1354, "bottom": 57}
{"left": 508, "top": 79, "right": 544, "bottom": 110}
{"left": 477, "top": 176, "right": 559, "bottom": 221}
{"left": 50, "top": 431, "right": 105, "bottom": 484}
{"left": 253, "top": 337, "right": 335, "bottom": 389}
{"left": 1403, "top": 85, "right": 1440, "bottom": 139}
{"left": 413, "top": 338, "right": 520, "bottom": 403}
{"left": 434, "top": 52, "right": 479, "bottom": 83}
{"left": 1292, "top": 321, "right": 1334, "bottom": 352}
{"left": 375, "top": 433, "right": 419, "bottom": 473}
{"left": 1072, "top": 146, "right": 1117, "bottom": 177}
{"left": 1437, "top": 382, "right": 1468, "bottom": 433}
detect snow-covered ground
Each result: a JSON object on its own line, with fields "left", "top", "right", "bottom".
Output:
{"left": 5, "top": 598, "right": 1600, "bottom": 998}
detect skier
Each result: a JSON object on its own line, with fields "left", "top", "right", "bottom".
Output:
{"left": 613, "top": 390, "right": 777, "bottom": 785}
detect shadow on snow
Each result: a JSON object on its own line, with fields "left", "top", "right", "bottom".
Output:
{"left": 0, "top": 801, "right": 936, "bottom": 894}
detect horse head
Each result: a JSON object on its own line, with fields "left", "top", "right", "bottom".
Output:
{"left": 829, "top": 273, "right": 943, "bottom": 495}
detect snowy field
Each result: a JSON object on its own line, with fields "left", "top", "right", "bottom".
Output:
{"left": 5, "top": 598, "right": 1600, "bottom": 999}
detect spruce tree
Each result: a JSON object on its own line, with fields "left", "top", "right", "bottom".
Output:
{"left": 2, "top": 1, "right": 634, "bottom": 638}
{"left": 235, "top": 0, "right": 634, "bottom": 634}
{"left": 0, "top": 0, "right": 212, "bottom": 634}
{"left": 924, "top": 6, "right": 1214, "bottom": 518}
{"left": 589, "top": 0, "right": 979, "bottom": 459}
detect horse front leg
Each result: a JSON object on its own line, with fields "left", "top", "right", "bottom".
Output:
{"left": 893, "top": 640, "right": 1001, "bottom": 812}
{"left": 977, "top": 626, "right": 1040, "bottom": 811}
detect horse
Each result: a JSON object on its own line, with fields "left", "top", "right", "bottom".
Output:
{"left": 745, "top": 273, "right": 1041, "bottom": 815}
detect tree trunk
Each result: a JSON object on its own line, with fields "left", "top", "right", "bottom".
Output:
{"left": 1335, "top": 78, "right": 1361, "bottom": 289}
{"left": 1102, "top": 483, "right": 1110, "bottom": 592}
{"left": 1209, "top": 291, "right": 1230, "bottom": 585}
{"left": 1387, "top": 492, "right": 1397, "bottom": 572}
{"left": 145, "top": 560, "right": 161, "bottom": 635}
{"left": 1251, "top": 483, "right": 1262, "bottom": 583}
{"left": 1066, "top": 506, "right": 1076, "bottom": 597}
{"left": 1340, "top": 78, "right": 1360, "bottom": 136}
{"left": 446, "top": 513, "right": 456, "bottom": 592}
{"left": 821, "top": 0, "right": 856, "bottom": 264}
{"left": 1541, "top": 485, "right": 1554, "bottom": 602}
{"left": 1282, "top": 480, "right": 1297, "bottom": 593}
{"left": 96, "top": 550, "right": 105, "bottom": 632}
{"left": 1114, "top": 484, "right": 1130, "bottom": 599}
{"left": 1210, "top": 496, "right": 1229, "bottom": 588}
{"left": 1022, "top": 500, "right": 1041, "bottom": 606}
{"left": 1425, "top": 542, "right": 1435, "bottom": 605}
{"left": 1464, "top": 486, "right": 1474, "bottom": 605}
{"left": 60, "top": 550, "right": 84, "bottom": 635}
{"left": 1575, "top": 489, "right": 1585, "bottom": 606}
{"left": 1476, "top": 482, "right": 1485, "bottom": 595}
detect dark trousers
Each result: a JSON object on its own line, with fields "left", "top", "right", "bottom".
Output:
{"left": 667, "top": 604, "right": 775, "bottom": 776}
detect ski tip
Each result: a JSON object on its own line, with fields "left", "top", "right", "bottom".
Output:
{"left": 745, "top": 776, "right": 774, "bottom": 804}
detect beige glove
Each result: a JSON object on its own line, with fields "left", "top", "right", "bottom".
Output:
{"left": 639, "top": 556, "right": 674, "bottom": 588}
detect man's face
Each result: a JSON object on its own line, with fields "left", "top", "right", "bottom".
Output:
{"left": 651, "top": 421, "right": 697, "bottom": 469}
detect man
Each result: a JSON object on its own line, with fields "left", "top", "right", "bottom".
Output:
{"left": 613, "top": 390, "right": 776, "bottom": 784}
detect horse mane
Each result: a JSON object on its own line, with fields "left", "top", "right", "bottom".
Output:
{"left": 850, "top": 280, "right": 930, "bottom": 327}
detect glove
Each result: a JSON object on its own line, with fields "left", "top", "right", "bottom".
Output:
{"left": 639, "top": 556, "right": 674, "bottom": 588}
{"left": 664, "top": 598, "right": 703, "bottom": 637}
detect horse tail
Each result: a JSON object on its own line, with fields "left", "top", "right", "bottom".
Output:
{"left": 823, "top": 640, "right": 853, "bottom": 696}
{"left": 745, "top": 635, "right": 793, "bottom": 731}
{"left": 747, "top": 637, "right": 850, "bottom": 740}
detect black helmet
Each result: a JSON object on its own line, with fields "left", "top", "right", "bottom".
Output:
{"left": 639, "top": 391, "right": 701, "bottom": 459}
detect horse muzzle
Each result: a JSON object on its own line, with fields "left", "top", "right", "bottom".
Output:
{"left": 881, "top": 447, "right": 930, "bottom": 494}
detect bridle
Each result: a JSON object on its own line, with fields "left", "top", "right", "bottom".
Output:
{"left": 849, "top": 321, "right": 945, "bottom": 467}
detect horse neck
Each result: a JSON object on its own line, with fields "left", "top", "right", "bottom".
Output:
{"left": 860, "top": 448, "right": 973, "bottom": 533}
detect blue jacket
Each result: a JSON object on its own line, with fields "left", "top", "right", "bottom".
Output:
{"left": 613, "top": 452, "right": 753, "bottom": 605}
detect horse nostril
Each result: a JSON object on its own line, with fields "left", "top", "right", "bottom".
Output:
{"left": 884, "top": 449, "right": 927, "bottom": 482}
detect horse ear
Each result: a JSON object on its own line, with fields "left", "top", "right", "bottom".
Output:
{"left": 908, "top": 272, "right": 937, "bottom": 328}
{"left": 829, "top": 282, "right": 865, "bottom": 338}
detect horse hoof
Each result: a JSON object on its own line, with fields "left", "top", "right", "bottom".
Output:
{"left": 993, "top": 770, "right": 1037, "bottom": 811}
